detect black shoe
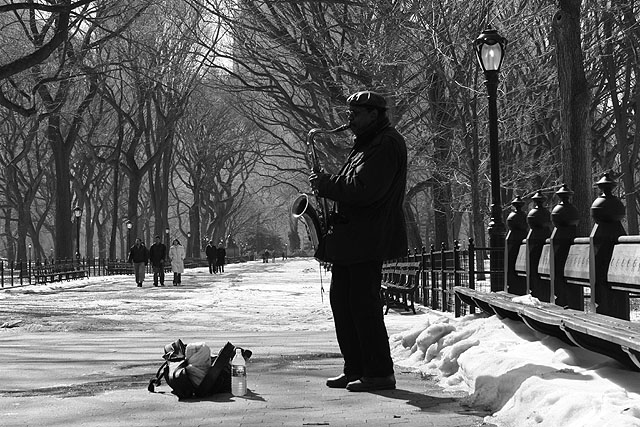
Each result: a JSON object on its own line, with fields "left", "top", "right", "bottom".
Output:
{"left": 137, "top": 283, "right": 142, "bottom": 287}
{"left": 154, "top": 284, "right": 158, "bottom": 287}
{"left": 326, "top": 374, "right": 361, "bottom": 389}
{"left": 346, "top": 375, "right": 396, "bottom": 392}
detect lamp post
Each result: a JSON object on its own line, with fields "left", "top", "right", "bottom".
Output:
{"left": 165, "top": 227, "right": 170, "bottom": 248}
{"left": 126, "top": 220, "right": 132, "bottom": 249}
{"left": 475, "top": 25, "right": 507, "bottom": 292}
{"left": 73, "top": 206, "right": 83, "bottom": 260}
{"left": 187, "top": 231, "right": 192, "bottom": 258}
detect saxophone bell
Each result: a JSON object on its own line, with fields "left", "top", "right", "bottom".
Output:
{"left": 291, "top": 123, "right": 349, "bottom": 260}
{"left": 291, "top": 193, "right": 323, "bottom": 250}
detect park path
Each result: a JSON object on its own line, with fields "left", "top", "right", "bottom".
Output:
{"left": 0, "top": 258, "right": 492, "bottom": 426}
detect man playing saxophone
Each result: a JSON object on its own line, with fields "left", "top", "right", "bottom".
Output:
{"left": 309, "top": 90, "right": 408, "bottom": 392}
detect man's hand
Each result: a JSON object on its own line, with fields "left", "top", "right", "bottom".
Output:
{"left": 309, "top": 171, "right": 328, "bottom": 192}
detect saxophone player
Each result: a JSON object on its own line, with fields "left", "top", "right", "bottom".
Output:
{"left": 309, "top": 90, "right": 408, "bottom": 392}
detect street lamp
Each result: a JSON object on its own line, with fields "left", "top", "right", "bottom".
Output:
{"left": 165, "top": 227, "right": 170, "bottom": 247}
{"left": 475, "top": 25, "right": 507, "bottom": 291}
{"left": 126, "top": 220, "right": 132, "bottom": 248}
{"left": 187, "top": 231, "right": 192, "bottom": 258}
{"left": 73, "top": 206, "right": 83, "bottom": 260}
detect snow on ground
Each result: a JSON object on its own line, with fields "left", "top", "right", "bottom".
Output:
{"left": 1, "top": 257, "right": 640, "bottom": 426}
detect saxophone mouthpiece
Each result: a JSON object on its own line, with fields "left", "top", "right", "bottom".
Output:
{"left": 331, "top": 123, "right": 350, "bottom": 133}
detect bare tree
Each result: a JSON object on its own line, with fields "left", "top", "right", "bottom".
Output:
{"left": 176, "top": 87, "right": 261, "bottom": 249}
{"left": 553, "top": 0, "right": 593, "bottom": 235}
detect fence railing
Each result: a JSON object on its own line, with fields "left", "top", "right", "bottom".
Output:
{"left": 0, "top": 256, "right": 247, "bottom": 288}
{"left": 394, "top": 241, "right": 502, "bottom": 316}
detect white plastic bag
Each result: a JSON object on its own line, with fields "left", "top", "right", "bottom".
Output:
{"left": 185, "top": 342, "right": 211, "bottom": 387}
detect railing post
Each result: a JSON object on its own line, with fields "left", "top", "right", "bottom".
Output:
{"left": 453, "top": 241, "right": 461, "bottom": 316}
{"left": 430, "top": 244, "right": 437, "bottom": 309}
{"left": 420, "top": 246, "right": 427, "bottom": 307}
{"left": 505, "top": 196, "right": 528, "bottom": 294}
{"left": 440, "top": 242, "right": 447, "bottom": 312}
{"left": 550, "top": 185, "right": 581, "bottom": 309}
{"left": 526, "top": 192, "right": 552, "bottom": 301}
{"left": 468, "top": 238, "right": 476, "bottom": 314}
{"left": 590, "top": 173, "right": 628, "bottom": 319}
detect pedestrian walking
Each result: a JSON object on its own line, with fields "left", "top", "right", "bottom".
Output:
{"left": 205, "top": 240, "right": 217, "bottom": 274}
{"left": 309, "top": 91, "right": 407, "bottom": 392}
{"left": 216, "top": 243, "right": 226, "bottom": 273}
{"left": 128, "top": 238, "right": 149, "bottom": 287}
{"left": 169, "top": 238, "right": 186, "bottom": 285}
{"left": 149, "top": 235, "right": 167, "bottom": 286}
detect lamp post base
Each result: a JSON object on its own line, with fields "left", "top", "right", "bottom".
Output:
{"left": 488, "top": 218, "right": 506, "bottom": 292}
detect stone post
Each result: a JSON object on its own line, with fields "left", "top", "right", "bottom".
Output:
{"left": 526, "top": 192, "right": 552, "bottom": 301}
{"left": 590, "top": 173, "right": 628, "bottom": 319}
{"left": 505, "top": 196, "right": 528, "bottom": 294}
{"left": 550, "top": 185, "right": 581, "bottom": 308}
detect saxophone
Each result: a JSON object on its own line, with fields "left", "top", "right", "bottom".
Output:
{"left": 291, "top": 124, "right": 349, "bottom": 252}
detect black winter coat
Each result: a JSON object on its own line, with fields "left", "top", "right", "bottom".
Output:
{"left": 315, "top": 119, "right": 408, "bottom": 264}
{"left": 128, "top": 244, "right": 149, "bottom": 264}
{"left": 148, "top": 243, "right": 167, "bottom": 267}
{"left": 205, "top": 244, "right": 217, "bottom": 260}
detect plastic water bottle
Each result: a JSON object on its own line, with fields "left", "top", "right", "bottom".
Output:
{"left": 231, "top": 348, "right": 247, "bottom": 396}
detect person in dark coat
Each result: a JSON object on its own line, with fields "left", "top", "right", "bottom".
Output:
{"left": 128, "top": 238, "right": 149, "bottom": 287}
{"left": 148, "top": 235, "right": 167, "bottom": 286}
{"left": 216, "top": 243, "right": 226, "bottom": 273}
{"left": 205, "top": 241, "right": 217, "bottom": 274}
{"left": 309, "top": 91, "right": 407, "bottom": 392}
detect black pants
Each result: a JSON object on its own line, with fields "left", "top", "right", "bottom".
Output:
{"left": 208, "top": 259, "right": 216, "bottom": 273}
{"left": 330, "top": 261, "right": 394, "bottom": 378}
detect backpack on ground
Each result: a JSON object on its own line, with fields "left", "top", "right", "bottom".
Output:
{"left": 148, "top": 339, "right": 252, "bottom": 399}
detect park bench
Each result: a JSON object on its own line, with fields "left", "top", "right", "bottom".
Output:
{"left": 34, "top": 263, "right": 87, "bottom": 284}
{"left": 105, "top": 261, "right": 133, "bottom": 275}
{"left": 380, "top": 260, "right": 421, "bottom": 314}
{"left": 454, "top": 194, "right": 640, "bottom": 371}
{"left": 105, "top": 261, "right": 172, "bottom": 275}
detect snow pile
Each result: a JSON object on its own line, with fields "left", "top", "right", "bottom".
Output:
{"left": 390, "top": 311, "right": 640, "bottom": 427}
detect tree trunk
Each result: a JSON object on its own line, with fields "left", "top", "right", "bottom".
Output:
{"left": 553, "top": 0, "right": 593, "bottom": 235}
{"left": 47, "top": 115, "right": 74, "bottom": 260}
{"left": 602, "top": 3, "right": 638, "bottom": 234}
{"left": 3, "top": 209, "right": 15, "bottom": 262}
{"left": 109, "top": 158, "right": 121, "bottom": 260}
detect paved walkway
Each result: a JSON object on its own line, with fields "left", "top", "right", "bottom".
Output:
{"left": 0, "top": 260, "right": 492, "bottom": 427}
{"left": 0, "top": 329, "right": 490, "bottom": 427}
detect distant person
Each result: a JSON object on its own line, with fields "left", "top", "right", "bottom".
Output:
{"left": 169, "top": 239, "right": 186, "bottom": 285}
{"left": 148, "top": 235, "right": 167, "bottom": 286}
{"left": 128, "top": 238, "right": 149, "bottom": 287}
{"left": 205, "top": 240, "right": 217, "bottom": 274}
{"left": 263, "top": 250, "right": 270, "bottom": 263}
{"left": 216, "top": 243, "right": 226, "bottom": 272}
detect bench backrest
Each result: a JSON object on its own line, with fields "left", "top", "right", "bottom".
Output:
{"left": 607, "top": 236, "right": 640, "bottom": 289}
{"left": 563, "top": 239, "right": 590, "bottom": 285}
{"left": 382, "top": 260, "right": 421, "bottom": 287}
{"left": 515, "top": 243, "right": 526, "bottom": 275}
{"left": 537, "top": 244, "right": 551, "bottom": 277}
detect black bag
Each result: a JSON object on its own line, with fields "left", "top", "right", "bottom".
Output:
{"left": 148, "top": 340, "right": 252, "bottom": 399}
